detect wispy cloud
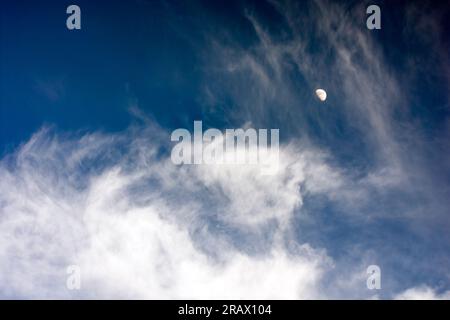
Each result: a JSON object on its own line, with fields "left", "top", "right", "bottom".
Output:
{"left": 395, "top": 286, "right": 450, "bottom": 300}
{"left": 196, "top": 0, "right": 450, "bottom": 297}
{"left": 0, "top": 124, "right": 341, "bottom": 298}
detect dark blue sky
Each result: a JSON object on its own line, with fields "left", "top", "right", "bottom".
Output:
{"left": 1, "top": 0, "right": 449, "bottom": 170}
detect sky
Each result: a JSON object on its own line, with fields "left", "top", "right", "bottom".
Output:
{"left": 0, "top": 0, "right": 450, "bottom": 299}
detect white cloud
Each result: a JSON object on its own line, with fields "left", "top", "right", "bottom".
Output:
{"left": 395, "top": 286, "right": 450, "bottom": 300}
{"left": 0, "top": 125, "right": 338, "bottom": 299}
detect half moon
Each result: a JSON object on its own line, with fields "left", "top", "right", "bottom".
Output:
{"left": 315, "top": 89, "right": 327, "bottom": 102}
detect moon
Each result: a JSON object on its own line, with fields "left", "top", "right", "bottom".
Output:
{"left": 315, "top": 89, "right": 327, "bottom": 102}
